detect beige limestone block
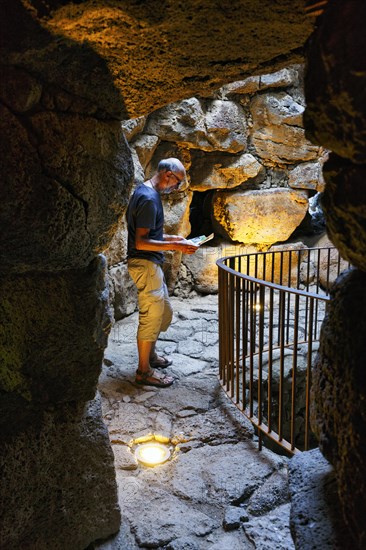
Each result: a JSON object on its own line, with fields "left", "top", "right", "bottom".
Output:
{"left": 121, "top": 115, "right": 146, "bottom": 142}
{"left": 130, "top": 147, "right": 145, "bottom": 184}
{"left": 183, "top": 240, "right": 258, "bottom": 294}
{"left": 145, "top": 97, "right": 247, "bottom": 152}
{"left": 189, "top": 152, "right": 263, "bottom": 191}
{"left": 104, "top": 215, "right": 128, "bottom": 266}
{"left": 250, "top": 93, "right": 320, "bottom": 165}
{"left": 288, "top": 161, "right": 325, "bottom": 192}
{"left": 218, "top": 66, "right": 301, "bottom": 98}
{"left": 108, "top": 261, "right": 137, "bottom": 320}
{"left": 311, "top": 233, "right": 349, "bottom": 290}
{"left": 252, "top": 92, "right": 304, "bottom": 126}
{"left": 204, "top": 99, "right": 247, "bottom": 152}
{"left": 163, "top": 191, "right": 193, "bottom": 237}
{"left": 212, "top": 188, "right": 308, "bottom": 246}
{"left": 144, "top": 97, "right": 207, "bottom": 144}
{"left": 131, "top": 134, "right": 160, "bottom": 170}
{"left": 259, "top": 66, "right": 300, "bottom": 90}
{"left": 218, "top": 76, "right": 261, "bottom": 97}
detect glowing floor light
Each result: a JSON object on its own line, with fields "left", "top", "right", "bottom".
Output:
{"left": 135, "top": 442, "right": 171, "bottom": 466}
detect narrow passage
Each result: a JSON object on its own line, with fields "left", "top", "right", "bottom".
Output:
{"left": 96, "top": 295, "right": 294, "bottom": 550}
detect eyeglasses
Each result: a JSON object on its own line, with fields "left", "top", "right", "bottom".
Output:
{"left": 170, "top": 171, "right": 184, "bottom": 189}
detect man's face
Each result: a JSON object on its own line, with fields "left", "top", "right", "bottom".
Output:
{"left": 160, "top": 170, "right": 185, "bottom": 194}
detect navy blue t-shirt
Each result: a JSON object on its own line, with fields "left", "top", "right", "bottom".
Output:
{"left": 126, "top": 183, "right": 164, "bottom": 265}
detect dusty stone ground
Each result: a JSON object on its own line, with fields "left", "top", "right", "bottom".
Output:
{"left": 94, "top": 295, "right": 295, "bottom": 550}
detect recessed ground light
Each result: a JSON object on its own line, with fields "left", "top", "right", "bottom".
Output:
{"left": 135, "top": 442, "right": 171, "bottom": 466}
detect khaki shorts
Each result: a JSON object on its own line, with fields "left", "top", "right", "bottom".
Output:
{"left": 128, "top": 258, "right": 173, "bottom": 341}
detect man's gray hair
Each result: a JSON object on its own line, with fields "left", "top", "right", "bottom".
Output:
{"left": 157, "top": 158, "right": 184, "bottom": 174}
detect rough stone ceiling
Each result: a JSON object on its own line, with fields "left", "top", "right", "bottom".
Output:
{"left": 20, "top": 0, "right": 314, "bottom": 119}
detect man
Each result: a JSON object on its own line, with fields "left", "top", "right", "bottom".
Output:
{"left": 126, "top": 158, "right": 198, "bottom": 388}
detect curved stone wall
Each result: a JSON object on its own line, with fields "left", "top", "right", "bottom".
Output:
{"left": 1, "top": 0, "right": 366, "bottom": 548}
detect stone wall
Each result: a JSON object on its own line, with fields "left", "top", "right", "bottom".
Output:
{"left": 106, "top": 65, "right": 328, "bottom": 315}
{"left": 2, "top": 0, "right": 366, "bottom": 548}
{"left": 0, "top": 4, "right": 133, "bottom": 547}
{"left": 302, "top": 1, "right": 366, "bottom": 548}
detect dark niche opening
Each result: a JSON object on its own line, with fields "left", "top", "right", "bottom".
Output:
{"left": 188, "top": 190, "right": 215, "bottom": 239}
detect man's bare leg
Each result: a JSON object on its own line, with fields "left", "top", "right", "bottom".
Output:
{"left": 136, "top": 339, "right": 173, "bottom": 386}
{"left": 137, "top": 339, "right": 154, "bottom": 373}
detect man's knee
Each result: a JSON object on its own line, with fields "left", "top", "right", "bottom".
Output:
{"left": 160, "top": 300, "right": 173, "bottom": 332}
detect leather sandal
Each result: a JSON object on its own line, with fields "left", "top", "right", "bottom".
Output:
{"left": 135, "top": 368, "right": 174, "bottom": 388}
{"left": 149, "top": 355, "right": 173, "bottom": 369}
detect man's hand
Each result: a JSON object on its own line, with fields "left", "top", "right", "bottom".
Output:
{"left": 174, "top": 239, "right": 199, "bottom": 255}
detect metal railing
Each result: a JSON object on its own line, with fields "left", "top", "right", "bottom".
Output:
{"left": 217, "top": 247, "right": 350, "bottom": 455}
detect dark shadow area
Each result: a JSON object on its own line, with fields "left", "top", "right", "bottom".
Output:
{"left": 0, "top": 0, "right": 127, "bottom": 118}
{"left": 188, "top": 190, "right": 215, "bottom": 239}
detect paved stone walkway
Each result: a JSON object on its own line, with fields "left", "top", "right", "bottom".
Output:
{"left": 95, "top": 295, "right": 295, "bottom": 550}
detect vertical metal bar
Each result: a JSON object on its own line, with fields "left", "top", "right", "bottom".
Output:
{"left": 280, "top": 251, "right": 284, "bottom": 285}
{"left": 220, "top": 265, "right": 226, "bottom": 384}
{"left": 218, "top": 265, "right": 223, "bottom": 381}
{"left": 316, "top": 248, "right": 321, "bottom": 294}
{"left": 297, "top": 249, "right": 302, "bottom": 290}
{"left": 221, "top": 267, "right": 228, "bottom": 387}
{"left": 304, "top": 250, "right": 311, "bottom": 339}
{"left": 235, "top": 275, "right": 241, "bottom": 404}
{"left": 288, "top": 249, "right": 292, "bottom": 287}
{"left": 286, "top": 252, "right": 292, "bottom": 345}
{"left": 228, "top": 269, "right": 235, "bottom": 397}
{"left": 305, "top": 297, "right": 314, "bottom": 451}
{"left": 257, "top": 285, "right": 265, "bottom": 451}
{"left": 278, "top": 289, "right": 285, "bottom": 441}
{"left": 326, "top": 247, "right": 331, "bottom": 292}
{"left": 249, "top": 280, "right": 256, "bottom": 417}
{"left": 242, "top": 278, "right": 248, "bottom": 408}
{"left": 291, "top": 294, "right": 300, "bottom": 451}
{"left": 277, "top": 253, "right": 283, "bottom": 346}
{"left": 267, "top": 286, "right": 274, "bottom": 433}
{"left": 223, "top": 264, "right": 229, "bottom": 389}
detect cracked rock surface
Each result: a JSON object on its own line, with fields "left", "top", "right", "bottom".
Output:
{"left": 96, "top": 295, "right": 294, "bottom": 549}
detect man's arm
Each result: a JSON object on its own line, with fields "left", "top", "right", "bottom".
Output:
{"left": 135, "top": 227, "right": 198, "bottom": 255}
{"left": 163, "top": 234, "right": 186, "bottom": 242}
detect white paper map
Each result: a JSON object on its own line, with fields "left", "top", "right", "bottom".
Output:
{"left": 188, "top": 233, "right": 214, "bottom": 246}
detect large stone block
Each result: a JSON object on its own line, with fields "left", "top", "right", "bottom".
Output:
{"left": 288, "top": 448, "right": 349, "bottom": 549}
{"left": 322, "top": 154, "right": 366, "bottom": 272}
{"left": 212, "top": 188, "right": 308, "bottom": 247}
{"left": 288, "top": 160, "right": 325, "bottom": 192}
{"left": 250, "top": 93, "right": 320, "bottom": 165}
{"left": 182, "top": 240, "right": 258, "bottom": 294}
{"left": 0, "top": 99, "right": 133, "bottom": 273}
{"left": 145, "top": 97, "right": 247, "bottom": 153}
{"left": 108, "top": 261, "right": 137, "bottom": 321}
{"left": 219, "top": 65, "right": 301, "bottom": 98}
{"left": 0, "top": 394, "right": 121, "bottom": 550}
{"left": 0, "top": 255, "right": 112, "bottom": 436}
{"left": 304, "top": 0, "right": 366, "bottom": 163}
{"left": 189, "top": 151, "right": 263, "bottom": 191}
{"left": 311, "top": 268, "right": 366, "bottom": 549}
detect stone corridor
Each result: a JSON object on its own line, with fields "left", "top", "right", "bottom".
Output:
{"left": 94, "top": 295, "right": 294, "bottom": 550}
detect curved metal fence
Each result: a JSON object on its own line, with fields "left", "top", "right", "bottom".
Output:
{"left": 217, "top": 247, "right": 350, "bottom": 455}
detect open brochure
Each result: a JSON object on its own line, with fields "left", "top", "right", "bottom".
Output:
{"left": 187, "top": 233, "right": 214, "bottom": 246}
